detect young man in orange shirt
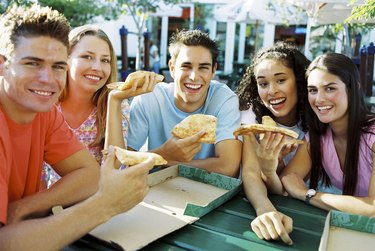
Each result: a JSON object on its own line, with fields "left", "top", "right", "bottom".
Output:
{"left": 0, "top": 5, "right": 154, "bottom": 250}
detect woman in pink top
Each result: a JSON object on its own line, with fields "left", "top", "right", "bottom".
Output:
{"left": 263, "top": 53, "right": 375, "bottom": 217}
{"left": 43, "top": 25, "right": 159, "bottom": 187}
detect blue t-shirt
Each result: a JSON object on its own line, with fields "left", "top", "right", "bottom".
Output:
{"left": 128, "top": 81, "right": 241, "bottom": 159}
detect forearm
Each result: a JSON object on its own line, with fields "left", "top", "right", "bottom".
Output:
{"left": 243, "top": 172, "right": 277, "bottom": 215}
{"left": 105, "top": 96, "right": 126, "bottom": 150}
{"left": 185, "top": 156, "right": 240, "bottom": 177}
{"left": 263, "top": 170, "right": 285, "bottom": 195}
{"left": 1, "top": 194, "right": 113, "bottom": 251}
{"left": 10, "top": 161, "right": 99, "bottom": 220}
{"left": 305, "top": 193, "right": 375, "bottom": 217}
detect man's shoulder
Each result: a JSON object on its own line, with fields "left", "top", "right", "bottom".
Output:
{"left": 209, "top": 80, "right": 236, "bottom": 96}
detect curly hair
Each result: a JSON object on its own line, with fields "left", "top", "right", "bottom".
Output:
{"left": 168, "top": 29, "right": 219, "bottom": 70}
{"left": 0, "top": 4, "right": 70, "bottom": 58}
{"left": 236, "top": 41, "right": 310, "bottom": 130}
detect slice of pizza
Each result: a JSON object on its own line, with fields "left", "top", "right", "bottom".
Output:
{"left": 103, "top": 146, "right": 167, "bottom": 167}
{"left": 171, "top": 114, "right": 217, "bottom": 144}
{"left": 107, "top": 71, "right": 164, "bottom": 90}
{"left": 234, "top": 116, "right": 303, "bottom": 144}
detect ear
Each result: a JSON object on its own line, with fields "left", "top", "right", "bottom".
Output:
{"left": 168, "top": 59, "right": 175, "bottom": 80}
{"left": 212, "top": 62, "right": 217, "bottom": 74}
{"left": 0, "top": 55, "right": 5, "bottom": 76}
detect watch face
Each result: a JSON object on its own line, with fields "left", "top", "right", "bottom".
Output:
{"left": 307, "top": 189, "right": 316, "bottom": 197}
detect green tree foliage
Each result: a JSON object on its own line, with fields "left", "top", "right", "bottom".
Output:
{"left": 0, "top": 0, "right": 118, "bottom": 27}
{"left": 182, "top": 3, "right": 213, "bottom": 31}
{"left": 38, "top": 0, "right": 118, "bottom": 27}
{"left": 346, "top": 0, "right": 375, "bottom": 23}
{"left": 0, "top": 0, "right": 31, "bottom": 13}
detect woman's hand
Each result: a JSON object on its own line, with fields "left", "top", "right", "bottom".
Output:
{"left": 109, "top": 71, "right": 160, "bottom": 101}
{"left": 250, "top": 132, "right": 286, "bottom": 175}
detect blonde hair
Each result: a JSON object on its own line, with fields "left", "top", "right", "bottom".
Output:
{"left": 59, "top": 24, "right": 118, "bottom": 149}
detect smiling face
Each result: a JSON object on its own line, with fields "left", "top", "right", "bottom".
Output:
{"left": 0, "top": 36, "right": 68, "bottom": 123}
{"left": 307, "top": 68, "right": 348, "bottom": 127}
{"left": 67, "top": 35, "right": 111, "bottom": 96}
{"left": 169, "top": 45, "right": 216, "bottom": 113}
{"left": 255, "top": 59, "right": 298, "bottom": 126}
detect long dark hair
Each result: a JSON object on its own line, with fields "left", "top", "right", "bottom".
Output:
{"left": 236, "top": 41, "right": 310, "bottom": 131}
{"left": 306, "top": 53, "right": 375, "bottom": 195}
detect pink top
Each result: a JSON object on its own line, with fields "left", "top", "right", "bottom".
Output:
{"left": 41, "top": 101, "right": 130, "bottom": 189}
{"left": 57, "top": 101, "right": 130, "bottom": 163}
{"left": 306, "top": 127, "right": 375, "bottom": 196}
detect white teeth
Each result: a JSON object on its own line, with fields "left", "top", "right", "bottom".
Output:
{"left": 33, "top": 90, "right": 52, "bottom": 96}
{"left": 185, "top": 84, "right": 201, "bottom": 90}
{"left": 85, "top": 75, "right": 100, "bottom": 81}
{"left": 269, "top": 98, "right": 285, "bottom": 105}
{"left": 318, "top": 105, "right": 332, "bottom": 111}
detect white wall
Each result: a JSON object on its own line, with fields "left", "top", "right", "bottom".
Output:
{"left": 92, "top": 16, "right": 140, "bottom": 57}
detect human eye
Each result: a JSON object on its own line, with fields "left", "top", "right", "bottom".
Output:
{"left": 307, "top": 88, "right": 317, "bottom": 94}
{"left": 81, "top": 54, "right": 93, "bottom": 60}
{"left": 199, "top": 66, "right": 210, "bottom": 71}
{"left": 180, "top": 64, "right": 190, "bottom": 70}
{"left": 102, "top": 58, "right": 111, "bottom": 64}
{"left": 24, "top": 61, "right": 40, "bottom": 68}
{"left": 53, "top": 64, "right": 68, "bottom": 72}
{"left": 257, "top": 82, "right": 268, "bottom": 88}
{"left": 277, "top": 78, "right": 286, "bottom": 84}
{"left": 326, "top": 86, "right": 336, "bottom": 92}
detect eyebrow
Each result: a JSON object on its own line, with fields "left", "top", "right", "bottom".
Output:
{"left": 83, "top": 50, "right": 111, "bottom": 57}
{"left": 308, "top": 82, "right": 338, "bottom": 88}
{"left": 21, "top": 56, "right": 68, "bottom": 66}
{"left": 181, "top": 62, "right": 212, "bottom": 67}
{"left": 256, "top": 72, "right": 286, "bottom": 80}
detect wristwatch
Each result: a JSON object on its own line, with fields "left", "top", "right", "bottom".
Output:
{"left": 305, "top": 189, "right": 317, "bottom": 204}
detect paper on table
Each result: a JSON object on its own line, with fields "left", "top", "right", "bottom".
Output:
{"left": 319, "top": 210, "right": 375, "bottom": 251}
{"left": 90, "top": 165, "right": 237, "bottom": 251}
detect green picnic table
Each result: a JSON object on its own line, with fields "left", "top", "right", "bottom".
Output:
{"left": 66, "top": 193, "right": 328, "bottom": 251}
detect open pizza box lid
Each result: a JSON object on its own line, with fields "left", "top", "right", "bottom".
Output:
{"left": 89, "top": 165, "right": 242, "bottom": 251}
{"left": 319, "top": 210, "right": 375, "bottom": 251}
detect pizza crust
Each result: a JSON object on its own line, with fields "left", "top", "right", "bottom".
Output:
{"left": 233, "top": 115, "right": 299, "bottom": 139}
{"left": 107, "top": 71, "right": 164, "bottom": 90}
{"left": 103, "top": 147, "right": 167, "bottom": 167}
{"left": 171, "top": 114, "right": 217, "bottom": 144}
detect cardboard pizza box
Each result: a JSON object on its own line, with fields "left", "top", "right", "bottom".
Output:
{"left": 319, "top": 210, "right": 375, "bottom": 251}
{"left": 89, "top": 165, "right": 242, "bottom": 251}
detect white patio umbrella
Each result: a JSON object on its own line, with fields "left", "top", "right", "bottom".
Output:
{"left": 214, "top": 0, "right": 306, "bottom": 24}
{"left": 213, "top": 0, "right": 307, "bottom": 73}
{"left": 286, "top": 0, "right": 375, "bottom": 25}
{"left": 149, "top": 2, "right": 183, "bottom": 17}
{"left": 284, "top": 0, "right": 375, "bottom": 58}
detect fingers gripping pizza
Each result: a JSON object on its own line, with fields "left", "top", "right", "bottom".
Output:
{"left": 233, "top": 116, "right": 304, "bottom": 144}
{"left": 171, "top": 114, "right": 217, "bottom": 144}
{"left": 103, "top": 146, "right": 167, "bottom": 167}
{"left": 107, "top": 71, "right": 164, "bottom": 90}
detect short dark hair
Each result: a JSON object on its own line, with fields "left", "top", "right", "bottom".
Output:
{"left": 0, "top": 4, "right": 70, "bottom": 58}
{"left": 168, "top": 29, "right": 219, "bottom": 69}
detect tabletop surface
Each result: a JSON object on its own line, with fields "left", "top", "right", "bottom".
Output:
{"left": 66, "top": 193, "right": 328, "bottom": 251}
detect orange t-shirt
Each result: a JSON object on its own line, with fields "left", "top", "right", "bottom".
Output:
{"left": 0, "top": 106, "right": 85, "bottom": 224}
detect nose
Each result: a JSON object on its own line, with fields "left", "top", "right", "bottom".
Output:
{"left": 39, "top": 67, "right": 53, "bottom": 83}
{"left": 268, "top": 83, "right": 278, "bottom": 95}
{"left": 91, "top": 59, "right": 101, "bottom": 70}
{"left": 188, "top": 69, "right": 197, "bottom": 81}
{"left": 315, "top": 90, "right": 326, "bottom": 103}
